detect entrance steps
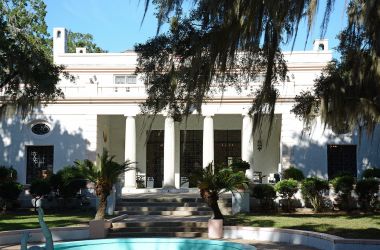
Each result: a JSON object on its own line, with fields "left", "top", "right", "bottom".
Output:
{"left": 108, "top": 194, "right": 232, "bottom": 238}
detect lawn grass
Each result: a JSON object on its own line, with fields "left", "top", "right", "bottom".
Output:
{"left": 0, "top": 210, "right": 95, "bottom": 231}
{"left": 225, "top": 213, "right": 380, "bottom": 239}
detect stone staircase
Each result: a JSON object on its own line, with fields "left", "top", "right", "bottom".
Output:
{"left": 108, "top": 194, "right": 232, "bottom": 238}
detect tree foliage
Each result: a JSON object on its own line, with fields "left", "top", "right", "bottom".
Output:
{"left": 190, "top": 163, "right": 248, "bottom": 219}
{"left": 292, "top": 0, "right": 380, "bottom": 137}
{"left": 66, "top": 30, "right": 107, "bottom": 53}
{"left": 138, "top": 0, "right": 335, "bottom": 132}
{"left": 0, "top": 0, "right": 66, "bottom": 117}
{"left": 141, "top": 1, "right": 379, "bottom": 139}
{"left": 75, "top": 148, "right": 133, "bottom": 220}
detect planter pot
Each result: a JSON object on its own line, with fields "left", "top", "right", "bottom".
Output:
{"left": 89, "top": 219, "right": 111, "bottom": 239}
{"left": 232, "top": 191, "right": 250, "bottom": 214}
{"left": 208, "top": 219, "right": 223, "bottom": 239}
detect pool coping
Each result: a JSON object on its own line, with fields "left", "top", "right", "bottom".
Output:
{"left": 0, "top": 225, "right": 379, "bottom": 250}
{"left": 224, "top": 226, "right": 380, "bottom": 250}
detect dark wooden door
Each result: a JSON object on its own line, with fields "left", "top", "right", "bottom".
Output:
{"left": 327, "top": 144, "right": 357, "bottom": 179}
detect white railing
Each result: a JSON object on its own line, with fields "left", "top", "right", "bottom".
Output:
{"left": 0, "top": 80, "right": 310, "bottom": 100}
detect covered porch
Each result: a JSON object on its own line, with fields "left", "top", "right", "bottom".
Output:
{"left": 96, "top": 113, "right": 281, "bottom": 193}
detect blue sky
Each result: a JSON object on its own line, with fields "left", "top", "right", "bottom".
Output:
{"left": 45, "top": 0, "right": 347, "bottom": 55}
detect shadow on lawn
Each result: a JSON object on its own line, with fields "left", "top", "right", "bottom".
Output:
{"left": 225, "top": 213, "right": 380, "bottom": 240}
{"left": 286, "top": 224, "right": 380, "bottom": 239}
{"left": 225, "top": 216, "right": 275, "bottom": 227}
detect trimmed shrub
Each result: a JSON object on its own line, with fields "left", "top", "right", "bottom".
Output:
{"left": 50, "top": 166, "right": 87, "bottom": 199}
{"left": 355, "top": 178, "right": 379, "bottom": 211}
{"left": 0, "top": 181, "right": 23, "bottom": 211}
{"left": 0, "top": 167, "right": 21, "bottom": 212}
{"left": 301, "top": 177, "right": 329, "bottom": 212}
{"left": 362, "top": 168, "right": 380, "bottom": 179}
{"left": 0, "top": 166, "right": 17, "bottom": 182}
{"left": 30, "top": 179, "right": 51, "bottom": 210}
{"left": 251, "top": 184, "right": 277, "bottom": 211}
{"left": 275, "top": 179, "right": 299, "bottom": 212}
{"left": 282, "top": 166, "right": 305, "bottom": 181}
{"left": 331, "top": 175, "right": 355, "bottom": 211}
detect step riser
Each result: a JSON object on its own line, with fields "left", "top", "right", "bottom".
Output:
{"left": 111, "top": 227, "right": 208, "bottom": 233}
{"left": 119, "top": 198, "right": 231, "bottom": 203}
{"left": 111, "top": 196, "right": 231, "bottom": 238}
{"left": 108, "top": 232, "right": 208, "bottom": 238}
{"left": 117, "top": 202, "right": 231, "bottom": 207}
{"left": 114, "top": 211, "right": 212, "bottom": 216}
{"left": 114, "top": 206, "right": 212, "bottom": 212}
{"left": 112, "top": 222, "right": 209, "bottom": 228}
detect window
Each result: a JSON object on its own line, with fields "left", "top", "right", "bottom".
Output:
{"left": 327, "top": 144, "right": 357, "bottom": 179}
{"left": 31, "top": 123, "right": 50, "bottom": 135}
{"left": 214, "top": 130, "right": 241, "bottom": 166}
{"left": 180, "top": 130, "right": 203, "bottom": 187}
{"left": 26, "top": 146, "right": 54, "bottom": 184}
{"left": 146, "top": 131, "right": 164, "bottom": 188}
{"left": 114, "top": 75, "right": 136, "bottom": 84}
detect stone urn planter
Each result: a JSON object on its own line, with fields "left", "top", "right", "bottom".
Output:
{"left": 208, "top": 219, "right": 223, "bottom": 239}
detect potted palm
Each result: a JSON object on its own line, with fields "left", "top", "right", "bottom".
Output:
{"left": 75, "top": 148, "right": 133, "bottom": 238}
{"left": 191, "top": 163, "right": 248, "bottom": 239}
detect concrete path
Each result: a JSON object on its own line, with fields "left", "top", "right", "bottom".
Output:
{"left": 0, "top": 240, "right": 318, "bottom": 250}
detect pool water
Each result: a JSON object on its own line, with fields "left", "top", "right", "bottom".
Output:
{"left": 54, "top": 238, "right": 256, "bottom": 250}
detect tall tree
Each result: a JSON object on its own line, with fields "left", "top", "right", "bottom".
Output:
{"left": 292, "top": 0, "right": 380, "bottom": 137}
{"left": 66, "top": 30, "right": 107, "bottom": 53}
{"left": 138, "top": 0, "right": 335, "bottom": 133}
{"left": 0, "top": 0, "right": 67, "bottom": 117}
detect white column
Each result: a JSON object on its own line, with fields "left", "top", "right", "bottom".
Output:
{"left": 203, "top": 116, "right": 214, "bottom": 168}
{"left": 163, "top": 116, "right": 176, "bottom": 187}
{"left": 242, "top": 115, "right": 254, "bottom": 179}
{"left": 124, "top": 116, "right": 136, "bottom": 189}
{"left": 174, "top": 124, "right": 180, "bottom": 189}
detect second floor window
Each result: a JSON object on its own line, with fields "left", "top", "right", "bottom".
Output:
{"left": 114, "top": 75, "right": 136, "bottom": 84}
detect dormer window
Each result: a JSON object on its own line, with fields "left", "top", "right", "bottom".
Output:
{"left": 114, "top": 75, "right": 137, "bottom": 84}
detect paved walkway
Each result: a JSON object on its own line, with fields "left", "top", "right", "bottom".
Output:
{"left": 0, "top": 240, "right": 318, "bottom": 250}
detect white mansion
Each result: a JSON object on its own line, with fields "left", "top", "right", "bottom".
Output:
{"left": 1, "top": 28, "right": 379, "bottom": 192}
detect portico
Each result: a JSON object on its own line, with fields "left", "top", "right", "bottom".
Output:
{"left": 98, "top": 112, "right": 281, "bottom": 194}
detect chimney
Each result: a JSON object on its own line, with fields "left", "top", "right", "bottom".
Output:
{"left": 53, "top": 28, "right": 67, "bottom": 59}
{"left": 76, "top": 47, "right": 87, "bottom": 54}
{"left": 313, "top": 39, "right": 328, "bottom": 52}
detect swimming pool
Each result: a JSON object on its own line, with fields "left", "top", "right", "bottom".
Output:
{"left": 53, "top": 238, "right": 256, "bottom": 250}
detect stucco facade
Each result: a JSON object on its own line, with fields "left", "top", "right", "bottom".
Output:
{"left": 1, "top": 27, "right": 379, "bottom": 192}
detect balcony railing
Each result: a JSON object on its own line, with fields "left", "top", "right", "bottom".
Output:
{"left": 0, "top": 79, "right": 312, "bottom": 100}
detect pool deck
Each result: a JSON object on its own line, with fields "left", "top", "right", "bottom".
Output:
{"left": 0, "top": 240, "right": 318, "bottom": 250}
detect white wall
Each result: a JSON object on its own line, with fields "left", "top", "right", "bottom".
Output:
{"left": 0, "top": 112, "right": 97, "bottom": 184}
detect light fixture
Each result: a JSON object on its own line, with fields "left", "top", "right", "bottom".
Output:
{"left": 257, "top": 139, "right": 263, "bottom": 151}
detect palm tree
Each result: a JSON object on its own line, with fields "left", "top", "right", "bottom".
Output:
{"left": 75, "top": 148, "right": 133, "bottom": 220}
{"left": 191, "top": 163, "right": 249, "bottom": 220}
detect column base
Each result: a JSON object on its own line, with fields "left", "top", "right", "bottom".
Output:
{"left": 121, "top": 186, "right": 138, "bottom": 195}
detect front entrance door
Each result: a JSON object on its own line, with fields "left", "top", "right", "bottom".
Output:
{"left": 26, "top": 145, "right": 54, "bottom": 184}
{"left": 327, "top": 144, "right": 357, "bottom": 179}
{"left": 180, "top": 130, "right": 203, "bottom": 187}
{"left": 146, "top": 130, "right": 164, "bottom": 188}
